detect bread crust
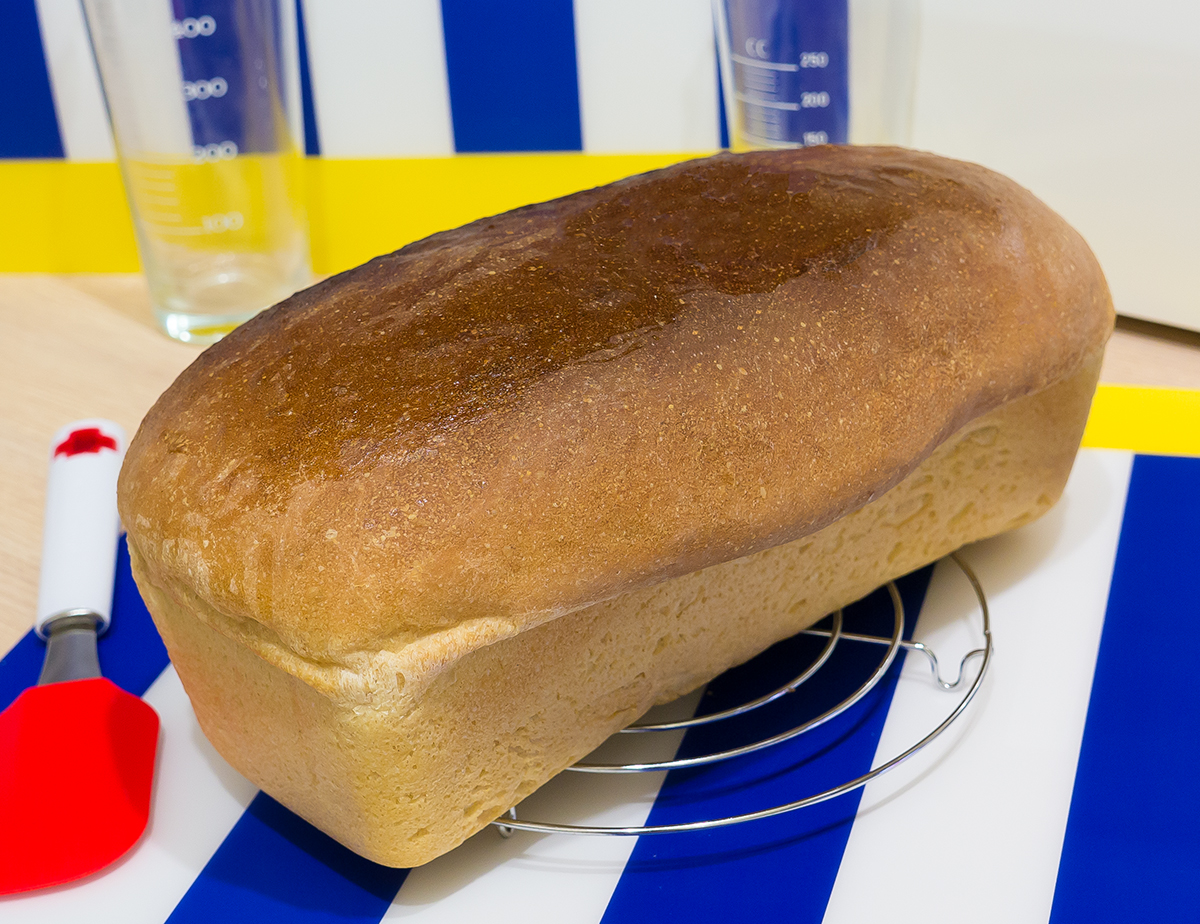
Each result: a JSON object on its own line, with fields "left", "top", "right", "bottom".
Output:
{"left": 119, "top": 147, "right": 1112, "bottom": 695}
{"left": 133, "top": 353, "right": 1102, "bottom": 866}
{"left": 118, "top": 146, "right": 1112, "bottom": 863}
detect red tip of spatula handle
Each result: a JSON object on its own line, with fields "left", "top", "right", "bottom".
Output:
{"left": 0, "top": 678, "right": 159, "bottom": 895}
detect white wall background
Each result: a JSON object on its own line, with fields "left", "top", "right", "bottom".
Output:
{"left": 909, "top": 0, "right": 1200, "bottom": 332}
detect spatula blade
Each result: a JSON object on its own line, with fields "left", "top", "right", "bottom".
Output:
{"left": 0, "top": 677, "right": 159, "bottom": 895}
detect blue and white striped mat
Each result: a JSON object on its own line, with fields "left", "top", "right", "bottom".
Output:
{"left": 2, "top": 448, "right": 1197, "bottom": 922}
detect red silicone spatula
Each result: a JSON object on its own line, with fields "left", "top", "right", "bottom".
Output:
{"left": 0, "top": 420, "right": 160, "bottom": 895}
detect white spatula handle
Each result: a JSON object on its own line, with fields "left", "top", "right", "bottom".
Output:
{"left": 35, "top": 419, "right": 126, "bottom": 639}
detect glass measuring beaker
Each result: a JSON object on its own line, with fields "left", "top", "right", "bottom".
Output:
{"left": 82, "top": 0, "right": 311, "bottom": 344}
{"left": 714, "top": 0, "right": 920, "bottom": 150}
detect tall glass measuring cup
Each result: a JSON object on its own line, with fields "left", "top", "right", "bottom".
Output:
{"left": 714, "top": 0, "right": 920, "bottom": 150}
{"left": 82, "top": 0, "right": 311, "bottom": 344}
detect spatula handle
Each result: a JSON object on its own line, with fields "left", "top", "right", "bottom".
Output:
{"left": 35, "top": 419, "right": 127, "bottom": 639}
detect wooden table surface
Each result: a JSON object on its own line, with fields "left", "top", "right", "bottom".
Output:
{"left": 3, "top": 273, "right": 1200, "bottom": 655}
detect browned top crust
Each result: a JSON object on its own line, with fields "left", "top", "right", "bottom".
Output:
{"left": 119, "top": 146, "right": 1112, "bottom": 664}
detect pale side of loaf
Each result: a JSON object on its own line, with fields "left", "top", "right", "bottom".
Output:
{"left": 118, "top": 146, "right": 1113, "bottom": 867}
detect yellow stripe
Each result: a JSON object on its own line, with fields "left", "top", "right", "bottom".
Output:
{"left": 306, "top": 152, "right": 704, "bottom": 274}
{"left": 0, "top": 161, "right": 140, "bottom": 272}
{"left": 0, "top": 153, "right": 707, "bottom": 275}
{"left": 1084, "top": 385, "right": 1200, "bottom": 456}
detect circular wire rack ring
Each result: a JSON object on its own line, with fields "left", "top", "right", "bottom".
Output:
{"left": 493, "top": 552, "right": 992, "bottom": 837}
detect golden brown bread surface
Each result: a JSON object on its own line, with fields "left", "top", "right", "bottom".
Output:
{"left": 118, "top": 145, "right": 1112, "bottom": 865}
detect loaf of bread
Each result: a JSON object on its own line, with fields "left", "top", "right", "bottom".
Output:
{"left": 118, "top": 146, "right": 1112, "bottom": 867}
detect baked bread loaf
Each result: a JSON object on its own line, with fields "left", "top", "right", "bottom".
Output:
{"left": 118, "top": 146, "right": 1112, "bottom": 867}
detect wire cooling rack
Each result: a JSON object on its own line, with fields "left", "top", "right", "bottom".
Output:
{"left": 494, "top": 552, "right": 992, "bottom": 837}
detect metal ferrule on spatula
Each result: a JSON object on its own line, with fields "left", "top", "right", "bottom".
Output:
{"left": 35, "top": 419, "right": 126, "bottom": 684}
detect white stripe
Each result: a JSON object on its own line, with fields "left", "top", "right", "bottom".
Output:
{"left": 573, "top": 0, "right": 720, "bottom": 153}
{"left": 847, "top": 0, "right": 920, "bottom": 145}
{"left": 300, "top": 0, "right": 453, "bottom": 157}
{"left": 79, "top": 0, "right": 191, "bottom": 157}
{"left": 382, "top": 690, "right": 702, "bottom": 922}
{"left": 822, "top": 449, "right": 1134, "bottom": 923}
{"left": 33, "top": 0, "right": 115, "bottom": 161}
{"left": 1, "top": 667, "right": 256, "bottom": 923}
{"left": 277, "top": 0, "right": 305, "bottom": 154}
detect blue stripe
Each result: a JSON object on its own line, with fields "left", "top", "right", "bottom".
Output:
{"left": 1049, "top": 454, "right": 1200, "bottom": 923}
{"left": 173, "top": 0, "right": 287, "bottom": 154}
{"left": 439, "top": 0, "right": 582, "bottom": 153}
{"left": 601, "top": 567, "right": 931, "bottom": 923}
{"left": 0, "top": 537, "right": 170, "bottom": 708}
{"left": 720, "top": 0, "right": 849, "bottom": 146}
{"left": 167, "top": 792, "right": 409, "bottom": 923}
{"left": 0, "top": 0, "right": 65, "bottom": 158}
{"left": 715, "top": 42, "right": 729, "bottom": 150}
{"left": 295, "top": 0, "right": 320, "bottom": 156}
